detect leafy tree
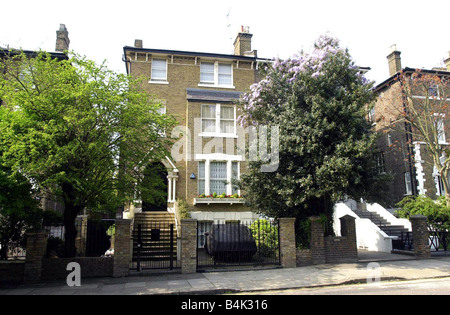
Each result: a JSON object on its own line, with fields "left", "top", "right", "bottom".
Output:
{"left": 249, "top": 219, "right": 278, "bottom": 256}
{"left": 0, "top": 159, "right": 42, "bottom": 260}
{"left": 0, "top": 51, "right": 176, "bottom": 256}
{"left": 238, "top": 35, "right": 383, "bottom": 243}
{"left": 396, "top": 195, "right": 450, "bottom": 231}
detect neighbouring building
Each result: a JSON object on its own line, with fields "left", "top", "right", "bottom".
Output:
{"left": 372, "top": 46, "right": 450, "bottom": 207}
{"left": 122, "top": 27, "right": 269, "bottom": 240}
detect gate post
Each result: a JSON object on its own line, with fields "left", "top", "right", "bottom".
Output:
{"left": 23, "top": 230, "right": 48, "bottom": 283}
{"left": 113, "top": 219, "right": 132, "bottom": 277}
{"left": 310, "top": 216, "right": 326, "bottom": 265}
{"left": 410, "top": 215, "right": 431, "bottom": 258}
{"left": 181, "top": 219, "right": 197, "bottom": 274}
{"left": 279, "top": 218, "right": 296, "bottom": 268}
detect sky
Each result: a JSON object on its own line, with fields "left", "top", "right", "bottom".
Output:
{"left": 1, "top": 0, "right": 449, "bottom": 85}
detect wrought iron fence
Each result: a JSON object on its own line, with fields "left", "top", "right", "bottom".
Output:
{"left": 392, "top": 231, "right": 413, "bottom": 251}
{"left": 429, "top": 230, "right": 449, "bottom": 254}
{"left": 0, "top": 241, "right": 27, "bottom": 260}
{"left": 44, "top": 218, "right": 115, "bottom": 258}
{"left": 197, "top": 219, "right": 280, "bottom": 271}
{"left": 392, "top": 229, "right": 449, "bottom": 255}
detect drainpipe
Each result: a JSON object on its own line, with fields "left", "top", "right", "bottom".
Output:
{"left": 122, "top": 48, "right": 132, "bottom": 75}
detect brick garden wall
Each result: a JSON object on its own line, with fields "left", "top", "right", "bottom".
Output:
{"left": 41, "top": 257, "right": 113, "bottom": 280}
{"left": 0, "top": 261, "right": 25, "bottom": 285}
{"left": 296, "top": 215, "right": 358, "bottom": 267}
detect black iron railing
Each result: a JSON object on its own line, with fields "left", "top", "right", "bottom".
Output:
{"left": 197, "top": 219, "right": 280, "bottom": 271}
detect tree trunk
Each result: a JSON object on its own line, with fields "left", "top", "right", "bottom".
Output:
{"left": 0, "top": 239, "right": 7, "bottom": 260}
{"left": 439, "top": 169, "right": 450, "bottom": 208}
{"left": 61, "top": 182, "right": 84, "bottom": 257}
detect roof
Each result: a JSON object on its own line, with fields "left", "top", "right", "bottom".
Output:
{"left": 375, "top": 67, "right": 450, "bottom": 92}
{"left": 0, "top": 48, "right": 68, "bottom": 61}
{"left": 123, "top": 46, "right": 260, "bottom": 62}
{"left": 186, "top": 88, "right": 243, "bottom": 103}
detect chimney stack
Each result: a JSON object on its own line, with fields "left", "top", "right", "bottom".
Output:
{"left": 134, "top": 39, "right": 143, "bottom": 49}
{"left": 445, "top": 51, "right": 450, "bottom": 71}
{"left": 55, "top": 24, "right": 70, "bottom": 52}
{"left": 233, "top": 26, "right": 256, "bottom": 57}
{"left": 387, "top": 45, "right": 402, "bottom": 76}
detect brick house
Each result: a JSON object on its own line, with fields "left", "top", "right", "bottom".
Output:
{"left": 122, "top": 27, "right": 268, "bottom": 238}
{"left": 372, "top": 47, "right": 450, "bottom": 207}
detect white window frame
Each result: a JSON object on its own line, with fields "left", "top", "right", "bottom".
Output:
{"left": 405, "top": 171, "right": 412, "bottom": 195}
{"left": 200, "top": 104, "right": 237, "bottom": 138}
{"left": 150, "top": 58, "right": 169, "bottom": 84}
{"left": 196, "top": 154, "right": 242, "bottom": 196}
{"left": 199, "top": 61, "right": 234, "bottom": 88}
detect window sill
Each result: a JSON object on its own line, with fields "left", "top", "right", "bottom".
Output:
{"left": 149, "top": 80, "right": 169, "bottom": 85}
{"left": 193, "top": 198, "right": 244, "bottom": 206}
{"left": 198, "top": 83, "right": 235, "bottom": 89}
{"left": 198, "top": 132, "right": 238, "bottom": 138}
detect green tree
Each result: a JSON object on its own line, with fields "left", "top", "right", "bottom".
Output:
{"left": 0, "top": 51, "right": 176, "bottom": 256}
{"left": 0, "top": 158, "right": 42, "bottom": 260}
{"left": 396, "top": 195, "right": 450, "bottom": 231}
{"left": 238, "top": 35, "right": 384, "bottom": 243}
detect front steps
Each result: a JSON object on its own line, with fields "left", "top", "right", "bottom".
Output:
{"left": 353, "top": 206, "right": 410, "bottom": 239}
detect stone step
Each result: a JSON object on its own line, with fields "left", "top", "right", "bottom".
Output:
{"left": 353, "top": 208, "right": 410, "bottom": 238}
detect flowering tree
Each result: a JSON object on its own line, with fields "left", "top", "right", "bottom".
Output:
{"left": 238, "top": 35, "right": 382, "bottom": 240}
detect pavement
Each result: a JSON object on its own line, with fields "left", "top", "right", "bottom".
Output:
{"left": 1, "top": 251, "right": 449, "bottom": 295}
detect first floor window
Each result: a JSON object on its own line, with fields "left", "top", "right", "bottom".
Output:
{"left": 201, "top": 104, "right": 236, "bottom": 135}
{"left": 201, "top": 105, "right": 217, "bottom": 133}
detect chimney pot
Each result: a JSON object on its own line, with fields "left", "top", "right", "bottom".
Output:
{"left": 387, "top": 45, "right": 402, "bottom": 76}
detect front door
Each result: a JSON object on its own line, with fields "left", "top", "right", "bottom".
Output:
{"left": 141, "top": 162, "right": 168, "bottom": 212}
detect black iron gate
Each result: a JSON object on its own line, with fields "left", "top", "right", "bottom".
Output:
{"left": 197, "top": 219, "right": 280, "bottom": 271}
{"left": 131, "top": 221, "right": 178, "bottom": 271}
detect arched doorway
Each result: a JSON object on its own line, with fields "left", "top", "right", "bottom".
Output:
{"left": 141, "top": 162, "right": 168, "bottom": 212}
